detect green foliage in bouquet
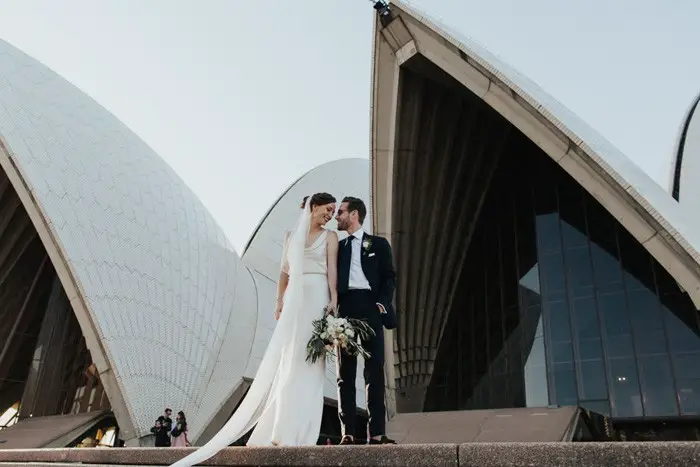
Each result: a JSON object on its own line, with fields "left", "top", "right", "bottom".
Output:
{"left": 306, "top": 314, "right": 375, "bottom": 364}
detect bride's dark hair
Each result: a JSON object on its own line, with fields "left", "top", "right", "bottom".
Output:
{"left": 300, "top": 193, "right": 336, "bottom": 209}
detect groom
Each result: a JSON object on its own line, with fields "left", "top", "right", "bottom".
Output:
{"left": 335, "top": 196, "right": 396, "bottom": 445}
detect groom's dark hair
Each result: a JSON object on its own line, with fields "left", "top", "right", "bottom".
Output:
{"left": 342, "top": 196, "right": 366, "bottom": 225}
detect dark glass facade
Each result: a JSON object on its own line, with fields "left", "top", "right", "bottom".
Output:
{"left": 425, "top": 139, "right": 700, "bottom": 420}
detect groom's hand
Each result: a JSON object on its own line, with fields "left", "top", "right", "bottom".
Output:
{"left": 376, "top": 303, "right": 387, "bottom": 315}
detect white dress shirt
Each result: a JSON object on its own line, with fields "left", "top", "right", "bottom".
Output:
{"left": 347, "top": 229, "right": 387, "bottom": 315}
{"left": 348, "top": 228, "right": 371, "bottom": 290}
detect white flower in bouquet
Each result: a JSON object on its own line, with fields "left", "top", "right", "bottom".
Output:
{"left": 306, "top": 310, "right": 376, "bottom": 363}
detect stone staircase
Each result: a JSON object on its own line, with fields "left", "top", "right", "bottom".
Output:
{"left": 0, "top": 444, "right": 699, "bottom": 466}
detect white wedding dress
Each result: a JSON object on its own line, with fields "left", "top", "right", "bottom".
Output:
{"left": 172, "top": 204, "right": 328, "bottom": 466}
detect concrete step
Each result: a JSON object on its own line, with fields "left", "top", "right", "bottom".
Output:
{"left": 0, "top": 443, "right": 699, "bottom": 466}
{"left": 387, "top": 406, "right": 581, "bottom": 443}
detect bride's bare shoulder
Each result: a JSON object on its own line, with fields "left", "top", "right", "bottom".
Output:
{"left": 325, "top": 230, "right": 338, "bottom": 242}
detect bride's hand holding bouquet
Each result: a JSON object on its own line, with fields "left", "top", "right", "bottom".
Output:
{"left": 306, "top": 306, "right": 374, "bottom": 364}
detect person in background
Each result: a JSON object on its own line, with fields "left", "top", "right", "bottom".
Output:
{"left": 171, "top": 411, "right": 190, "bottom": 447}
{"left": 151, "top": 408, "right": 173, "bottom": 447}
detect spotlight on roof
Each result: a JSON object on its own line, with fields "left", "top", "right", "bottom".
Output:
{"left": 370, "top": 0, "right": 393, "bottom": 27}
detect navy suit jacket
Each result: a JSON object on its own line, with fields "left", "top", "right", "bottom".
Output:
{"left": 337, "top": 233, "right": 397, "bottom": 330}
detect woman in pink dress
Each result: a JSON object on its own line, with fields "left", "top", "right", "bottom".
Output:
{"left": 170, "top": 412, "right": 190, "bottom": 447}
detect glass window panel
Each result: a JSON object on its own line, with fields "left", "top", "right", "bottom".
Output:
{"left": 558, "top": 183, "right": 585, "bottom": 229}
{"left": 676, "top": 378, "right": 700, "bottom": 415}
{"left": 578, "top": 338, "right": 604, "bottom": 361}
{"left": 578, "top": 359, "right": 608, "bottom": 401}
{"left": 628, "top": 289, "right": 663, "bottom": 331}
{"left": 618, "top": 232, "right": 655, "bottom": 291}
{"left": 664, "top": 310, "right": 700, "bottom": 354}
{"left": 422, "top": 143, "right": 700, "bottom": 416}
{"left": 672, "top": 353, "right": 700, "bottom": 379}
{"left": 540, "top": 252, "right": 566, "bottom": 298}
{"left": 572, "top": 297, "right": 600, "bottom": 340}
{"left": 551, "top": 362, "right": 578, "bottom": 406}
{"left": 521, "top": 289, "right": 542, "bottom": 311}
{"left": 608, "top": 357, "right": 643, "bottom": 418}
{"left": 598, "top": 292, "right": 630, "bottom": 337}
{"left": 565, "top": 247, "right": 595, "bottom": 298}
{"left": 547, "top": 300, "right": 571, "bottom": 342}
{"left": 560, "top": 220, "right": 588, "bottom": 250}
{"left": 535, "top": 213, "right": 561, "bottom": 253}
{"left": 551, "top": 341, "right": 574, "bottom": 364}
{"left": 605, "top": 333, "right": 634, "bottom": 359}
{"left": 590, "top": 243, "right": 624, "bottom": 294}
{"left": 623, "top": 274, "right": 647, "bottom": 293}
{"left": 634, "top": 330, "right": 668, "bottom": 356}
{"left": 638, "top": 355, "right": 679, "bottom": 417}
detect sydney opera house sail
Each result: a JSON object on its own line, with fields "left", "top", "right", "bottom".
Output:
{"left": 371, "top": 1, "right": 700, "bottom": 433}
{"left": 0, "top": 38, "right": 246, "bottom": 444}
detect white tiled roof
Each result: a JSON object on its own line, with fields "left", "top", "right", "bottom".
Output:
{"left": 0, "top": 39, "right": 241, "bottom": 438}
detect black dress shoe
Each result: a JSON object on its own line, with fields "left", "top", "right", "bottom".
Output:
{"left": 368, "top": 436, "right": 396, "bottom": 445}
{"left": 339, "top": 435, "right": 355, "bottom": 445}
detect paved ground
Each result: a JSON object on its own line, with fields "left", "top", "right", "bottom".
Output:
{"left": 387, "top": 406, "right": 579, "bottom": 443}
{"left": 1, "top": 443, "right": 700, "bottom": 466}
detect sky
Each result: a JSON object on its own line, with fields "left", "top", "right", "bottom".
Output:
{"left": 0, "top": 0, "right": 698, "bottom": 252}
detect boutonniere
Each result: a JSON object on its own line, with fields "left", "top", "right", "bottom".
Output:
{"left": 362, "top": 238, "right": 372, "bottom": 254}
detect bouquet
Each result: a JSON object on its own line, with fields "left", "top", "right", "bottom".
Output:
{"left": 306, "top": 310, "right": 375, "bottom": 364}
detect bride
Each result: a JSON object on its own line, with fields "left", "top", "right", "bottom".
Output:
{"left": 172, "top": 192, "right": 339, "bottom": 467}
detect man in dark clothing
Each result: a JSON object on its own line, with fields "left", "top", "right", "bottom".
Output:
{"left": 335, "top": 197, "right": 397, "bottom": 445}
{"left": 151, "top": 408, "right": 173, "bottom": 447}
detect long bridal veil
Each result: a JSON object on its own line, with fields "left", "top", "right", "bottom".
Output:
{"left": 171, "top": 199, "right": 312, "bottom": 467}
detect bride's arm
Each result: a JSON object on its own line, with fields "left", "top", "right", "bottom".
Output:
{"left": 275, "top": 232, "right": 291, "bottom": 319}
{"left": 326, "top": 231, "right": 339, "bottom": 310}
